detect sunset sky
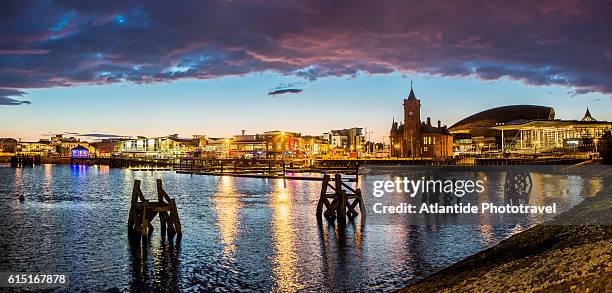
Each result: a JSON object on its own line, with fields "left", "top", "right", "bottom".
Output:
{"left": 0, "top": 0, "right": 610, "bottom": 142}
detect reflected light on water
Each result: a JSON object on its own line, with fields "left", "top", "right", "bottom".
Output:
{"left": 1, "top": 165, "right": 605, "bottom": 291}
{"left": 477, "top": 225, "right": 494, "bottom": 246}
{"left": 13, "top": 167, "right": 23, "bottom": 199}
{"left": 271, "top": 179, "right": 303, "bottom": 292}
{"left": 215, "top": 176, "right": 241, "bottom": 259}
{"left": 43, "top": 164, "right": 53, "bottom": 193}
{"left": 583, "top": 178, "right": 603, "bottom": 198}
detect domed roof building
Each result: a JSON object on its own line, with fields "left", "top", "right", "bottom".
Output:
{"left": 449, "top": 104, "right": 610, "bottom": 154}
{"left": 449, "top": 105, "right": 555, "bottom": 134}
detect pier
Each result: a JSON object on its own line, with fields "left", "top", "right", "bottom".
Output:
{"left": 10, "top": 154, "right": 41, "bottom": 167}
{"left": 174, "top": 158, "right": 360, "bottom": 181}
{"left": 69, "top": 157, "right": 175, "bottom": 168}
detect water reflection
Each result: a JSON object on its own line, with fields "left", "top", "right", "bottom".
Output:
{"left": 0, "top": 165, "right": 606, "bottom": 291}
{"left": 215, "top": 176, "right": 241, "bottom": 259}
{"left": 128, "top": 234, "right": 182, "bottom": 291}
{"left": 43, "top": 164, "right": 53, "bottom": 198}
{"left": 271, "top": 179, "right": 302, "bottom": 292}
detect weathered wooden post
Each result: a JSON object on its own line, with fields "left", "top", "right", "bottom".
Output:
{"left": 157, "top": 180, "right": 167, "bottom": 234}
{"left": 316, "top": 173, "right": 365, "bottom": 223}
{"left": 355, "top": 161, "right": 359, "bottom": 184}
{"left": 335, "top": 174, "right": 346, "bottom": 221}
{"left": 157, "top": 179, "right": 182, "bottom": 235}
{"left": 128, "top": 179, "right": 182, "bottom": 239}
{"left": 315, "top": 174, "right": 330, "bottom": 219}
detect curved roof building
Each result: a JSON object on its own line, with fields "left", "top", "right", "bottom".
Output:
{"left": 449, "top": 105, "right": 555, "bottom": 133}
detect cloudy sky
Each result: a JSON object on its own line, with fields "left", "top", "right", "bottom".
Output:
{"left": 0, "top": 0, "right": 610, "bottom": 141}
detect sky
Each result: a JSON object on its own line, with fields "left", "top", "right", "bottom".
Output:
{"left": 0, "top": 0, "right": 610, "bottom": 142}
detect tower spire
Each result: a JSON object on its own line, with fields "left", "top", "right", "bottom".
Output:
{"left": 407, "top": 82, "right": 417, "bottom": 100}
{"left": 581, "top": 107, "right": 596, "bottom": 121}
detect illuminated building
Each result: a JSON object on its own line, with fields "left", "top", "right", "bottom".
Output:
{"left": 17, "top": 140, "right": 55, "bottom": 155}
{"left": 120, "top": 135, "right": 199, "bottom": 158}
{"left": 91, "top": 139, "right": 122, "bottom": 158}
{"left": 203, "top": 130, "right": 325, "bottom": 159}
{"left": 262, "top": 130, "right": 302, "bottom": 158}
{"left": 322, "top": 128, "right": 366, "bottom": 157}
{"left": 300, "top": 135, "right": 327, "bottom": 156}
{"left": 203, "top": 137, "right": 232, "bottom": 158}
{"left": 450, "top": 106, "right": 611, "bottom": 154}
{"left": 70, "top": 145, "right": 90, "bottom": 158}
{"left": 389, "top": 86, "right": 453, "bottom": 158}
{"left": 0, "top": 138, "right": 18, "bottom": 153}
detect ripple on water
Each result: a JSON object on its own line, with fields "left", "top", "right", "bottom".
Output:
{"left": 0, "top": 165, "right": 598, "bottom": 291}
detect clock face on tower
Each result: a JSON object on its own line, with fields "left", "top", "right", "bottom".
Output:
{"left": 408, "top": 111, "right": 414, "bottom": 117}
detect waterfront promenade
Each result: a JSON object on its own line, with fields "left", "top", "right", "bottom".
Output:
{"left": 403, "top": 179, "right": 612, "bottom": 292}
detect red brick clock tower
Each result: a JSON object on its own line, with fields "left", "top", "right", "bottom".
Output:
{"left": 403, "top": 85, "right": 421, "bottom": 158}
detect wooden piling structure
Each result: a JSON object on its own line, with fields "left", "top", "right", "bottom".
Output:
{"left": 10, "top": 154, "right": 41, "bottom": 167}
{"left": 316, "top": 174, "right": 365, "bottom": 223}
{"left": 128, "top": 179, "right": 182, "bottom": 238}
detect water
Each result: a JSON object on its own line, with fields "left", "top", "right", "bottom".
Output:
{"left": 0, "top": 164, "right": 603, "bottom": 291}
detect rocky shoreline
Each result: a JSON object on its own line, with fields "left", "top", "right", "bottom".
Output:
{"left": 401, "top": 180, "right": 612, "bottom": 292}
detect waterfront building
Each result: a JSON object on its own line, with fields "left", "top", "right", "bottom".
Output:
{"left": 230, "top": 131, "right": 267, "bottom": 158}
{"left": 203, "top": 137, "right": 232, "bottom": 158}
{"left": 59, "top": 140, "right": 90, "bottom": 157}
{"left": 203, "top": 131, "right": 327, "bottom": 159}
{"left": 323, "top": 130, "right": 347, "bottom": 148}
{"left": 449, "top": 105, "right": 555, "bottom": 154}
{"left": 0, "top": 138, "right": 18, "bottom": 153}
{"left": 262, "top": 130, "right": 302, "bottom": 157}
{"left": 449, "top": 105, "right": 611, "bottom": 154}
{"left": 91, "top": 139, "right": 123, "bottom": 158}
{"left": 17, "top": 140, "right": 56, "bottom": 155}
{"left": 389, "top": 86, "right": 453, "bottom": 158}
{"left": 301, "top": 135, "right": 327, "bottom": 156}
{"left": 70, "top": 145, "right": 90, "bottom": 158}
{"left": 322, "top": 127, "right": 366, "bottom": 156}
{"left": 120, "top": 135, "right": 199, "bottom": 158}
{"left": 47, "top": 135, "right": 95, "bottom": 157}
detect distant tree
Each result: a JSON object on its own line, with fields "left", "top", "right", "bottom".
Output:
{"left": 600, "top": 130, "right": 612, "bottom": 164}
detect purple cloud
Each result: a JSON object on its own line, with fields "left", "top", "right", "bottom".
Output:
{"left": 0, "top": 0, "right": 610, "bottom": 105}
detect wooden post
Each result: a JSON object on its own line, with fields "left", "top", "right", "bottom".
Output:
{"left": 335, "top": 174, "right": 346, "bottom": 220}
{"left": 355, "top": 161, "right": 359, "bottom": 184}
{"left": 157, "top": 179, "right": 167, "bottom": 235}
{"left": 128, "top": 179, "right": 182, "bottom": 240}
{"left": 141, "top": 200, "right": 149, "bottom": 237}
{"left": 316, "top": 173, "right": 364, "bottom": 223}
{"left": 316, "top": 174, "right": 330, "bottom": 219}
{"left": 171, "top": 199, "right": 182, "bottom": 235}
